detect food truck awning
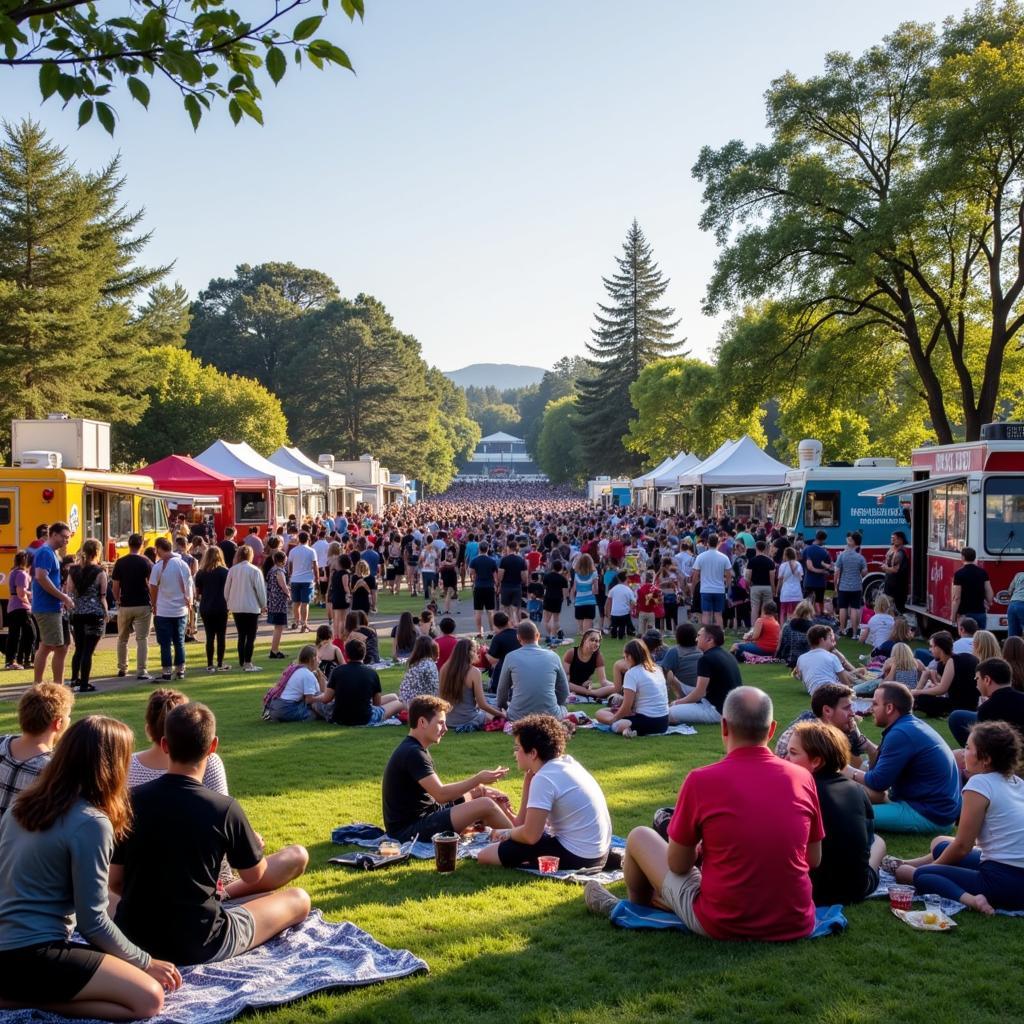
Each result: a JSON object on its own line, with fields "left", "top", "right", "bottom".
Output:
{"left": 712, "top": 484, "right": 790, "bottom": 497}
{"left": 858, "top": 474, "right": 967, "bottom": 501}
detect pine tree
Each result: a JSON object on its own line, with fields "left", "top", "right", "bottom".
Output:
{"left": 0, "top": 119, "right": 169, "bottom": 454}
{"left": 576, "top": 220, "right": 684, "bottom": 474}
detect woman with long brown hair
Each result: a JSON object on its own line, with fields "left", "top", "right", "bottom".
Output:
{"left": 595, "top": 639, "right": 669, "bottom": 737}
{"left": 67, "top": 539, "right": 107, "bottom": 693}
{"left": 439, "top": 638, "right": 502, "bottom": 731}
{"left": 194, "top": 545, "right": 230, "bottom": 672}
{"left": 0, "top": 716, "right": 180, "bottom": 1018}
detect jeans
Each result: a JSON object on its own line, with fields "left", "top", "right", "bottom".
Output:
{"left": 872, "top": 800, "right": 953, "bottom": 834}
{"left": 734, "top": 641, "right": 772, "bottom": 658}
{"left": 202, "top": 608, "right": 228, "bottom": 667}
{"left": 421, "top": 572, "right": 438, "bottom": 600}
{"left": 948, "top": 709, "right": 977, "bottom": 747}
{"left": 913, "top": 841, "right": 1024, "bottom": 910}
{"left": 116, "top": 605, "right": 151, "bottom": 674}
{"left": 233, "top": 611, "right": 258, "bottom": 666}
{"left": 1009, "top": 601, "right": 1024, "bottom": 638}
{"left": 266, "top": 697, "right": 313, "bottom": 722}
{"left": 5, "top": 608, "right": 33, "bottom": 666}
{"left": 70, "top": 613, "right": 105, "bottom": 687}
{"left": 154, "top": 615, "right": 186, "bottom": 671}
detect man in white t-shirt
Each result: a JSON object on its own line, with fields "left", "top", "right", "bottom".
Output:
{"left": 795, "top": 625, "right": 856, "bottom": 693}
{"left": 148, "top": 537, "right": 195, "bottom": 682}
{"left": 606, "top": 572, "right": 636, "bottom": 640}
{"left": 286, "top": 531, "right": 319, "bottom": 633}
{"left": 691, "top": 534, "right": 733, "bottom": 628}
{"left": 312, "top": 533, "right": 331, "bottom": 606}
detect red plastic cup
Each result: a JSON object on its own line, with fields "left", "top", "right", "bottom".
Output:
{"left": 888, "top": 884, "right": 914, "bottom": 911}
{"left": 537, "top": 855, "right": 560, "bottom": 874}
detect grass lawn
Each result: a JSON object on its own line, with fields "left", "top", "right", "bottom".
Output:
{"left": 1, "top": 595, "right": 1016, "bottom": 1024}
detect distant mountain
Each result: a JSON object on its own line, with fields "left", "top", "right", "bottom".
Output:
{"left": 443, "top": 363, "right": 547, "bottom": 390}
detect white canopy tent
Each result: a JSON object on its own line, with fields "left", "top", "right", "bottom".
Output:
{"left": 631, "top": 455, "right": 676, "bottom": 489}
{"left": 268, "top": 446, "right": 362, "bottom": 513}
{"left": 653, "top": 452, "right": 701, "bottom": 487}
{"left": 678, "top": 435, "right": 790, "bottom": 487}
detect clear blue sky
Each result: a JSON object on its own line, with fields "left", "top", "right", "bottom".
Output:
{"left": 3, "top": 0, "right": 971, "bottom": 371}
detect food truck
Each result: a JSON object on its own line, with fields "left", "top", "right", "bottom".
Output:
{"left": 860, "top": 422, "right": 1024, "bottom": 633}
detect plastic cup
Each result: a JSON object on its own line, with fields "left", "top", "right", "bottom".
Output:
{"left": 923, "top": 895, "right": 943, "bottom": 924}
{"left": 432, "top": 831, "right": 460, "bottom": 873}
{"left": 888, "top": 884, "right": 915, "bottom": 912}
{"left": 537, "top": 855, "right": 560, "bottom": 874}
{"left": 378, "top": 841, "right": 401, "bottom": 858}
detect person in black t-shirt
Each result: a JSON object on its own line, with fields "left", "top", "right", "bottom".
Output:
{"left": 951, "top": 547, "right": 994, "bottom": 630}
{"left": 497, "top": 543, "right": 528, "bottom": 624}
{"left": 485, "top": 612, "right": 521, "bottom": 693}
{"left": 949, "top": 656, "right": 1024, "bottom": 762}
{"left": 785, "top": 720, "right": 885, "bottom": 905}
{"left": 321, "top": 637, "right": 404, "bottom": 726}
{"left": 111, "top": 534, "right": 155, "bottom": 680}
{"left": 542, "top": 561, "right": 568, "bottom": 641}
{"left": 217, "top": 527, "right": 238, "bottom": 570}
{"left": 381, "top": 695, "right": 515, "bottom": 841}
{"left": 111, "top": 702, "right": 310, "bottom": 966}
{"left": 469, "top": 542, "right": 499, "bottom": 636}
{"left": 744, "top": 541, "right": 777, "bottom": 623}
{"left": 667, "top": 625, "right": 742, "bottom": 724}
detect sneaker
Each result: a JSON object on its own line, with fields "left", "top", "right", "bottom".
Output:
{"left": 583, "top": 881, "right": 620, "bottom": 918}
{"left": 175, "top": 669, "right": 186, "bottom": 680}
{"left": 243, "top": 664, "right": 263, "bottom": 672}
{"left": 136, "top": 672, "right": 153, "bottom": 681}
{"left": 290, "top": 622, "right": 297, "bottom": 631}
{"left": 77, "top": 683, "right": 97, "bottom": 693}
{"left": 161, "top": 672, "right": 172, "bottom": 681}
{"left": 218, "top": 664, "right": 232, "bottom": 672}
{"left": 207, "top": 666, "right": 217, "bottom": 674}
{"left": 184, "top": 635, "right": 198, "bottom": 643}
{"left": 622, "top": 727, "right": 638, "bottom": 739}
{"left": 557, "top": 629, "right": 564, "bottom": 640}
{"left": 117, "top": 669, "right": 127, "bottom": 678}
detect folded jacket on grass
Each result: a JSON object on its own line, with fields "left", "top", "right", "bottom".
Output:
{"left": 0, "top": 912, "right": 427, "bottom": 1024}
{"left": 609, "top": 901, "right": 848, "bottom": 937}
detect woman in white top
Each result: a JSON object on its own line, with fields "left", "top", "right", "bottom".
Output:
{"left": 889, "top": 721, "right": 1024, "bottom": 913}
{"left": 775, "top": 546, "right": 804, "bottom": 621}
{"left": 478, "top": 714, "right": 612, "bottom": 870}
{"left": 223, "top": 545, "right": 267, "bottom": 673}
{"left": 265, "top": 645, "right": 326, "bottom": 723}
{"left": 859, "top": 594, "right": 896, "bottom": 651}
{"left": 595, "top": 639, "right": 669, "bottom": 737}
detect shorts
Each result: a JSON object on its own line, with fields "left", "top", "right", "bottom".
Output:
{"left": 497, "top": 832, "right": 607, "bottom": 870}
{"left": 389, "top": 803, "right": 457, "bottom": 843}
{"left": 659, "top": 867, "right": 709, "bottom": 936}
{"left": 290, "top": 582, "right": 313, "bottom": 604}
{"left": 574, "top": 603, "right": 597, "bottom": 620}
{"left": 835, "top": 590, "right": 863, "bottom": 610}
{"left": 33, "top": 611, "right": 65, "bottom": 648}
{"left": 622, "top": 711, "right": 669, "bottom": 736}
{"left": 542, "top": 599, "right": 562, "bottom": 614}
{"left": 267, "top": 611, "right": 288, "bottom": 626}
{"left": 804, "top": 585, "right": 826, "bottom": 603}
{"left": 206, "top": 903, "right": 257, "bottom": 963}
{"left": 500, "top": 588, "right": 522, "bottom": 608}
{"left": 473, "top": 588, "right": 496, "bottom": 611}
{"left": 0, "top": 940, "right": 104, "bottom": 1002}
{"left": 701, "top": 592, "right": 725, "bottom": 614}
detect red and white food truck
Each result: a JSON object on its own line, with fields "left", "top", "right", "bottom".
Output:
{"left": 862, "top": 422, "right": 1024, "bottom": 633}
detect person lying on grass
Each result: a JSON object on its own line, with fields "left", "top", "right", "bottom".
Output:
{"left": 584, "top": 686, "right": 825, "bottom": 941}
{"left": 887, "top": 720, "right": 1024, "bottom": 914}
{"left": 382, "top": 695, "right": 515, "bottom": 843}
{"left": 478, "top": 714, "right": 612, "bottom": 871}
{"left": 595, "top": 639, "right": 669, "bottom": 737}
{"left": 110, "top": 702, "right": 310, "bottom": 966}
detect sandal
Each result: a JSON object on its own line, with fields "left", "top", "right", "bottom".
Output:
{"left": 881, "top": 855, "right": 904, "bottom": 874}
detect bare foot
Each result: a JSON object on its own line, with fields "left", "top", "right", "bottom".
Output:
{"left": 971, "top": 894, "right": 996, "bottom": 916}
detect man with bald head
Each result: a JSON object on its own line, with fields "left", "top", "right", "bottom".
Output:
{"left": 584, "top": 686, "right": 825, "bottom": 941}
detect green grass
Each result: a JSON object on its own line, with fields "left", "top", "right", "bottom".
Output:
{"left": 1, "top": 596, "right": 1017, "bottom": 1024}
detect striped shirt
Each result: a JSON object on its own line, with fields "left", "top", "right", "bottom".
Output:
{"left": 0, "top": 735, "right": 51, "bottom": 818}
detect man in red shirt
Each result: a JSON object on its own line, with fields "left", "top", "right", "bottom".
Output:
{"left": 584, "top": 686, "right": 824, "bottom": 941}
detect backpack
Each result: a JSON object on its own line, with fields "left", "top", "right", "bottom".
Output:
{"left": 262, "top": 663, "right": 299, "bottom": 720}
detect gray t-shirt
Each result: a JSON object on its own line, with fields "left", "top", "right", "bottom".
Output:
{"left": 660, "top": 645, "right": 701, "bottom": 693}
{"left": 834, "top": 549, "right": 867, "bottom": 592}
{"left": 0, "top": 798, "right": 150, "bottom": 968}
{"left": 497, "top": 644, "right": 569, "bottom": 722}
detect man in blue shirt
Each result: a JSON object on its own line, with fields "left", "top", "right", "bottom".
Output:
{"left": 32, "top": 522, "right": 75, "bottom": 686}
{"left": 844, "top": 681, "right": 961, "bottom": 833}
{"left": 802, "top": 530, "right": 833, "bottom": 615}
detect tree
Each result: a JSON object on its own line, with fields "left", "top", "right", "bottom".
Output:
{"left": 1, "top": 1, "right": 364, "bottom": 133}
{"left": 694, "top": 2, "right": 1024, "bottom": 443}
{"left": 185, "top": 261, "right": 338, "bottom": 389}
{"left": 113, "top": 346, "right": 289, "bottom": 465}
{"left": 417, "top": 368, "right": 481, "bottom": 494}
{"left": 134, "top": 282, "right": 191, "bottom": 347}
{"left": 576, "top": 220, "right": 685, "bottom": 474}
{"left": 0, "top": 118, "right": 168, "bottom": 455}
{"left": 537, "top": 396, "right": 584, "bottom": 485}
{"left": 473, "top": 402, "right": 521, "bottom": 437}
{"left": 517, "top": 356, "right": 595, "bottom": 455}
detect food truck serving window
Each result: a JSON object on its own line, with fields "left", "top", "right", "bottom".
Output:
{"left": 776, "top": 488, "right": 801, "bottom": 532}
{"left": 805, "top": 491, "right": 840, "bottom": 528}
{"left": 111, "top": 494, "right": 133, "bottom": 543}
{"left": 929, "top": 480, "right": 968, "bottom": 553}
{"left": 236, "top": 491, "right": 267, "bottom": 523}
{"left": 984, "top": 477, "right": 1024, "bottom": 554}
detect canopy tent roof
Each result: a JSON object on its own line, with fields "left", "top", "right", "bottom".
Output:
{"left": 138, "top": 453, "right": 268, "bottom": 492}
{"left": 678, "top": 435, "right": 791, "bottom": 487}
{"left": 269, "top": 446, "right": 346, "bottom": 489}
{"left": 195, "top": 440, "right": 314, "bottom": 491}
{"left": 652, "top": 452, "right": 702, "bottom": 488}
{"left": 631, "top": 455, "right": 677, "bottom": 488}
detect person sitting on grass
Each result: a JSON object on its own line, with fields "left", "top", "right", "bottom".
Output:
{"left": 317, "top": 637, "right": 404, "bottom": 726}
{"left": 910, "top": 630, "right": 979, "bottom": 718}
{"left": 855, "top": 641, "right": 919, "bottom": 697}
{"left": 730, "top": 600, "right": 780, "bottom": 661}
{"left": 773, "top": 682, "right": 875, "bottom": 765}
{"left": 264, "top": 645, "right": 328, "bottom": 723}
{"left": 478, "top": 714, "right": 612, "bottom": 870}
{"left": 888, "top": 721, "right": 1024, "bottom": 914}
{"left": 775, "top": 599, "right": 814, "bottom": 667}
{"left": 785, "top": 720, "right": 886, "bottom": 905}
{"left": 660, "top": 623, "right": 701, "bottom": 699}
{"left": 563, "top": 628, "right": 615, "bottom": 700}
{"left": 583, "top": 687, "right": 824, "bottom": 941}
{"left": 842, "top": 682, "right": 961, "bottom": 833}
{"left": 0, "top": 683, "right": 74, "bottom": 819}
{"left": 794, "top": 625, "right": 863, "bottom": 694}
{"left": 439, "top": 638, "right": 503, "bottom": 732}
{"left": 399, "top": 636, "right": 440, "bottom": 704}
{"left": 595, "top": 639, "right": 669, "bottom": 737}
{"left": 948, "top": 658, "right": 1024, "bottom": 762}
{"left": 111, "top": 702, "right": 310, "bottom": 966}
{"left": 0, "top": 716, "right": 180, "bottom": 1019}
{"left": 315, "top": 624, "right": 343, "bottom": 678}
{"left": 667, "top": 625, "right": 742, "bottom": 725}
{"left": 381, "top": 695, "right": 515, "bottom": 842}
{"left": 434, "top": 616, "right": 459, "bottom": 669}
{"left": 859, "top": 594, "right": 896, "bottom": 652}
{"left": 344, "top": 610, "right": 380, "bottom": 665}
{"left": 391, "top": 611, "right": 418, "bottom": 660}
{"left": 497, "top": 620, "right": 571, "bottom": 723}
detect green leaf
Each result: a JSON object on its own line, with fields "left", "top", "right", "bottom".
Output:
{"left": 184, "top": 94, "right": 202, "bottom": 130}
{"left": 228, "top": 98, "right": 242, "bottom": 125}
{"left": 78, "top": 99, "right": 93, "bottom": 127}
{"left": 56, "top": 73, "right": 77, "bottom": 102}
{"left": 266, "top": 45, "right": 286, "bottom": 84}
{"left": 39, "top": 62, "right": 59, "bottom": 100}
{"left": 127, "top": 76, "right": 150, "bottom": 108}
{"left": 96, "top": 101, "right": 115, "bottom": 135}
{"left": 292, "top": 15, "right": 322, "bottom": 41}
{"left": 309, "top": 40, "right": 353, "bottom": 70}
{"left": 233, "top": 91, "right": 264, "bottom": 125}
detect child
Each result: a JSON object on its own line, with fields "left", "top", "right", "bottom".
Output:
{"left": 607, "top": 572, "right": 636, "bottom": 640}
{"left": 635, "top": 571, "right": 663, "bottom": 636}
{"left": 315, "top": 624, "right": 343, "bottom": 678}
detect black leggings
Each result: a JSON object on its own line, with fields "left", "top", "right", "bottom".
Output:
{"left": 5, "top": 608, "right": 34, "bottom": 666}
{"left": 202, "top": 608, "right": 228, "bottom": 668}
{"left": 70, "top": 613, "right": 105, "bottom": 687}
{"left": 233, "top": 612, "right": 259, "bottom": 666}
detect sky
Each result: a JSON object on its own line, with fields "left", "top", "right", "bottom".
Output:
{"left": 3, "top": 0, "right": 974, "bottom": 372}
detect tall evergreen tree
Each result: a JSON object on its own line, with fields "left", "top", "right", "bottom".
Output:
{"left": 576, "top": 220, "right": 684, "bottom": 474}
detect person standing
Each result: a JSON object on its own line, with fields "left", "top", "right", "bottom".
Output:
{"left": 217, "top": 527, "right": 238, "bottom": 570}
{"left": 801, "top": 531, "right": 833, "bottom": 616}
{"left": 691, "top": 534, "right": 732, "bottom": 629}
{"left": 149, "top": 538, "right": 194, "bottom": 683}
{"left": 67, "top": 541, "right": 108, "bottom": 693}
{"left": 224, "top": 546, "right": 267, "bottom": 674}
{"left": 469, "top": 541, "right": 499, "bottom": 637}
{"left": 112, "top": 534, "right": 153, "bottom": 682}
{"left": 194, "top": 547, "right": 230, "bottom": 673}
{"left": 882, "top": 531, "right": 910, "bottom": 614}
{"left": 5, "top": 551, "right": 34, "bottom": 671}
{"left": 497, "top": 542, "right": 528, "bottom": 625}
{"left": 244, "top": 527, "right": 265, "bottom": 568}
{"left": 31, "top": 522, "right": 75, "bottom": 687}
{"left": 744, "top": 540, "right": 776, "bottom": 625}
{"left": 285, "top": 531, "right": 318, "bottom": 634}
{"left": 833, "top": 532, "right": 867, "bottom": 637}
{"left": 951, "top": 547, "right": 993, "bottom": 631}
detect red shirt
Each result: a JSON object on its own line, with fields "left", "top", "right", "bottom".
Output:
{"left": 636, "top": 583, "right": 663, "bottom": 616}
{"left": 526, "top": 550, "right": 543, "bottom": 573}
{"left": 668, "top": 746, "right": 823, "bottom": 941}
{"left": 608, "top": 539, "right": 626, "bottom": 563}
{"left": 435, "top": 633, "right": 459, "bottom": 668}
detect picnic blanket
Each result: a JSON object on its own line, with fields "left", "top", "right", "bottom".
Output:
{"left": 0, "top": 912, "right": 426, "bottom": 1024}
{"left": 869, "top": 868, "right": 1024, "bottom": 917}
{"left": 609, "top": 901, "right": 848, "bottom": 937}
{"left": 331, "top": 823, "right": 627, "bottom": 884}
{"left": 593, "top": 722, "right": 698, "bottom": 736}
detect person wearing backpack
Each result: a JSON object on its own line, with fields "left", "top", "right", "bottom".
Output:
{"left": 263, "top": 646, "right": 326, "bottom": 722}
